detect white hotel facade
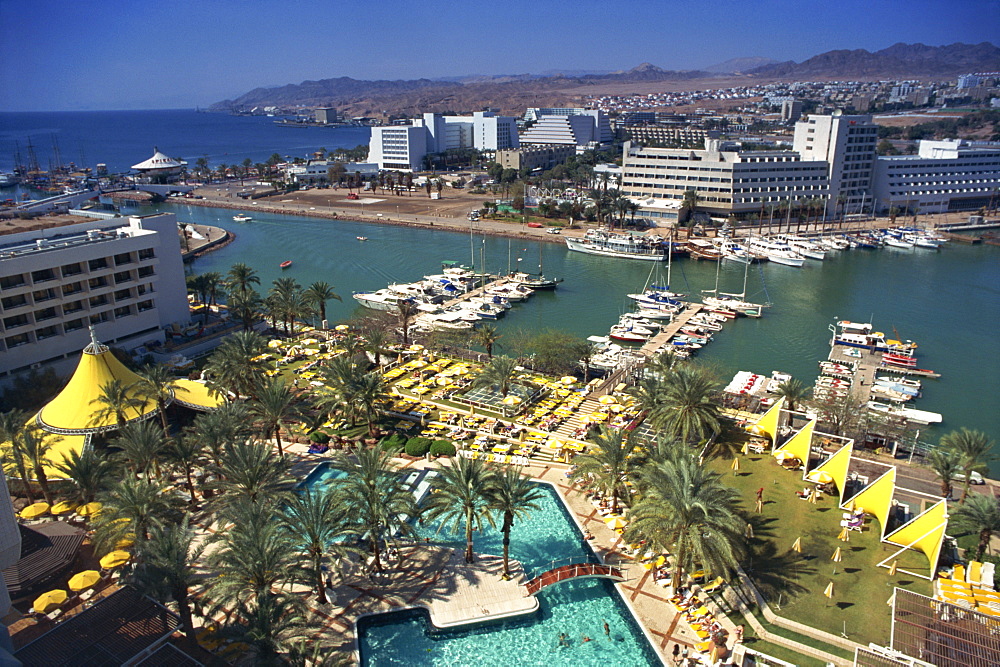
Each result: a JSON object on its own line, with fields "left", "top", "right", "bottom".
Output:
{"left": 369, "top": 111, "right": 519, "bottom": 171}
{"left": 0, "top": 212, "right": 190, "bottom": 381}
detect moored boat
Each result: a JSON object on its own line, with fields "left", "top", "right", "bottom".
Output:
{"left": 565, "top": 230, "right": 668, "bottom": 261}
{"left": 279, "top": 260, "right": 292, "bottom": 269}
{"left": 233, "top": 214, "right": 252, "bottom": 222}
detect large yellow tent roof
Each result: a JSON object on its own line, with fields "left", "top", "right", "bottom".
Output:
{"left": 171, "top": 379, "right": 224, "bottom": 411}
{"left": 2, "top": 431, "right": 89, "bottom": 481}
{"left": 35, "top": 331, "right": 157, "bottom": 434}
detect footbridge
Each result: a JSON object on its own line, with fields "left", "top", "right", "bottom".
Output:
{"left": 102, "top": 184, "right": 194, "bottom": 197}
{"left": 524, "top": 560, "right": 625, "bottom": 595}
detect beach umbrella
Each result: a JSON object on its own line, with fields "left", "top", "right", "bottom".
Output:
{"left": 740, "top": 443, "right": 749, "bottom": 455}
{"left": 791, "top": 537, "right": 802, "bottom": 553}
{"left": 68, "top": 570, "right": 101, "bottom": 592}
{"left": 335, "top": 324, "right": 349, "bottom": 331}
{"left": 99, "top": 550, "right": 131, "bottom": 570}
{"left": 605, "top": 516, "right": 628, "bottom": 530}
{"left": 831, "top": 547, "right": 843, "bottom": 562}
{"left": 774, "top": 451, "right": 796, "bottom": 463}
{"left": 745, "top": 523, "right": 754, "bottom": 539}
{"left": 33, "top": 589, "right": 67, "bottom": 614}
{"left": 409, "top": 344, "right": 424, "bottom": 351}
{"left": 888, "top": 560, "right": 898, "bottom": 577}
{"left": 837, "top": 527, "right": 851, "bottom": 543}
{"left": 731, "top": 457, "right": 740, "bottom": 472}
{"left": 598, "top": 395, "right": 617, "bottom": 405}
{"left": 268, "top": 339, "right": 283, "bottom": 348}
{"left": 501, "top": 395, "right": 522, "bottom": 405}
{"left": 50, "top": 501, "right": 79, "bottom": 516}
{"left": 560, "top": 376, "right": 577, "bottom": 385}
{"left": 808, "top": 471, "right": 835, "bottom": 484}
{"left": 823, "top": 582, "right": 834, "bottom": 599}
{"left": 77, "top": 502, "right": 103, "bottom": 518}
{"left": 809, "top": 488, "right": 819, "bottom": 503}
{"left": 589, "top": 412, "right": 608, "bottom": 422}
{"left": 755, "top": 499, "right": 763, "bottom": 514}
{"left": 19, "top": 502, "right": 50, "bottom": 520}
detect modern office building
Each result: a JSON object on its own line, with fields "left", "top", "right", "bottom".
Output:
{"left": 314, "top": 107, "right": 339, "bottom": 124}
{"left": 781, "top": 100, "right": 804, "bottom": 123}
{"left": 794, "top": 112, "right": 879, "bottom": 213}
{"left": 495, "top": 144, "right": 576, "bottom": 171}
{"left": 620, "top": 140, "right": 830, "bottom": 221}
{"left": 368, "top": 112, "right": 519, "bottom": 171}
{"left": 957, "top": 74, "right": 983, "bottom": 89}
{"left": 871, "top": 139, "right": 1000, "bottom": 214}
{"left": 0, "top": 212, "right": 190, "bottom": 382}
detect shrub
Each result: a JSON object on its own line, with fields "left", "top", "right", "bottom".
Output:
{"left": 380, "top": 433, "right": 407, "bottom": 452}
{"left": 404, "top": 437, "right": 432, "bottom": 457}
{"left": 430, "top": 440, "right": 456, "bottom": 457}
{"left": 308, "top": 431, "right": 331, "bottom": 444}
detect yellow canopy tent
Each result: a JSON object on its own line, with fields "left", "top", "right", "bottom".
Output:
{"left": 842, "top": 468, "right": 897, "bottom": 539}
{"left": 5, "top": 429, "right": 89, "bottom": 481}
{"left": 35, "top": 329, "right": 158, "bottom": 434}
{"left": 879, "top": 499, "right": 949, "bottom": 580}
{"left": 170, "top": 379, "right": 225, "bottom": 411}
{"left": 806, "top": 443, "right": 854, "bottom": 504}
{"left": 747, "top": 397, "right": 784, "bottom": 447}
{"left": 773, "top": 419, "right": 816, "bottom": 472}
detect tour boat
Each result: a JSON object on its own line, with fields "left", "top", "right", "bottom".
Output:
{"left": 565, "top": 230, "right": 668, "bottom": 261}
{"left": 356, "top": 236, "right": 368, "bottom": 241}
{"left": 745, "top": 237, "right": 805, "bottom": 267}
{"left": 830, "top": 321, "right": 918, "bottom": 353}
{"left": 279, "top": 260, "right": 292, "bottom": 269}
{"left": 233, "top": 214, "right": 252, "bottom": 222}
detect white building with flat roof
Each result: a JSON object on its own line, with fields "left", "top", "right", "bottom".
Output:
{"left": 0, "top": 213, "right": 190, "bottom": 382}
{"left": 793, "top": 112, "right": 878, "bottom": 214}
{"left": 872, "top": 139, "right": 1000, "bottom": 214}
{"left": 368, "top": 124, "right": 429, "bottom": 171}
{"left": 368, "top": 112, "right": 519, "bottom": 171}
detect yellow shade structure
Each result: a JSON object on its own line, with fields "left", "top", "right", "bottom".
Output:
{"left": 808, "top": 443, "right": 854, "bottom": 504}
{"left": 842, "top": 468, "right": 897, "bottom": 538}
{"left": 19, "top": 502, "right": 50, "bottom": 519}
{"left": 170, "top": 379, "right": 225, "bottom": 412}
{"left": 560, "top": 376, "right": 577, "bottom": 385}
{"left": 76, "top": 502, "right": 103, "bottom": 518}
{"left": 791, "top": 537, "right": 802, "bottom": 553}
{"left": 605, "top": 516, "right": 628, "bottom": 530}
{"left": 99, "top": 550, "right": 131, "bottom": 569}
{"left": 33, "top": 589, "right": 67, "bottom": 613}
{"left": 773, "top": 419, "right": 816, "bottom": 471}
{"left": 35, "top": 330, "right": 158, "bottom": 434}
{"left": 50, "top": 501, "right": 78, "bottom": 515}
{"left": 882, "top": 499, "right": 949, "bottom": 579}
{"left": 823, "top": 582, "right": 834, "bottom": 599}
{"left": 68, "top": 570, "right": 101, "bottom": 592}
{"left": 598, "top": 395, "right": 617, "bottom": 405}
{"left": 832, "top": 547, "right": 843, "bottom": 562}
{"left": 748, "top": 397, "right": 784, "bottom": 444}
{"left": 501, "top": 395, "right": 522, "bottom": 405}
{"left": 335, "top": 324, "right": 350, "bottom": 331}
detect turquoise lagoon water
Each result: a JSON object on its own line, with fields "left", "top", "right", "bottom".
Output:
{"left": 359, "top": 483, "right": 661, "bottom": 666}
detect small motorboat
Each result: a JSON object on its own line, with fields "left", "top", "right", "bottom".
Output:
{"left": 233, "top": 214, "right": 252, "bottom": 222}
{"left": 279, "top": 260, "right": 292, "bottom": 269}
{"left": 357, "top": 236, "right": 368, "bottom": 241}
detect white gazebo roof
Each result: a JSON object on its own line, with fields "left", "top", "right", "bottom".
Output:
{"left": 132, "top": 148, "right": 184, "bottom": 171}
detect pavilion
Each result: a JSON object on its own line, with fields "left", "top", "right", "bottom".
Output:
{"left": 130, "top": 147, "right": 186, "bottom": 179}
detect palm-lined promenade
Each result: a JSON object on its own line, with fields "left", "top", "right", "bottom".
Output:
{"left": 2, "top": 259, "right": 998, "bottom": 666}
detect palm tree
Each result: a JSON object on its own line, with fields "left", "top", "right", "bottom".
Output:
{"left": 113, "top": 420, "right": 168, "bottom": 478}
{"left": 648, "top": 365, "right": 721, "bottom": 447}
{"left": 189, "top": 402, "right": 252, "bottom": 466}
{"left": 332, "top": 448, "right": 417, "bottom": 572}
{"left": 204, "top": 330, "right": 268, "bottom": 399}
{"left": 622, "top": 448, "right": 745, "bottom": 590}
{"left": 773, "top": 378, "right": 810, "bottom": 412}
{"left": 220, "top": 593, "right": 316, "bottom": 664}
{"left": 281, "top": 488, "right": 361, "bottom": 603}
{"left": 127, "top": 517, "right": 204, "bottom": 641}
{"left": 137, "top": 364, "right": 175, "bottom": 437}
{"left": 0, "top": 409, "right": 33, "bottom": 502}
{"left": 169, "top": 434, "right": 205, "bottom": 505}
{"left": 53, "top": 448, "right": 117, "bottom": 504}
{"left": 228, "top": 288, "right": 264, "bottom": 332}
{"left": 211, "top": 441, "right": 293, "bottom": 509}
{"left": 950, "top": 494, "right": 1000, "bottom": 561}
{"left": 471, "top": 355, "right": 520, "bottom": 398}
{"left": 682, "top": 189, "right": 700, "bottom": 224}
{"left": 251, "top": 377, "right": 300, "bottom": 456}
{"left": 396, "top": 300, "right": 419, "bottom": 346}
{"left": 571, "top": 426, "right": 642, "bottom": 514}
{"left": 226, "top": 262, "right": 261, "bottom": 297}
{"left": 488, "top": 466, "right": 544, "bottom": 577}
{"left": 425, "top": 457, "right": 496, "bottom": 563}
{"left": 304, "top": 281, "right": 342, "bottom": 326}
{"left": 92, "top": 477, "right": 180, "bottom": 553}
{"left": 940, "top": 429, "right": 995, "bottom": 503}
{"left": 927, "top": 446, "right": 962, "bottom": 498}
{"left": 362, "top": 328, "right": 390, "bottom": 367}
{"left": 90, "top": 379, "right": 148, "bottom": 431}
{"left": 353, "top": 371, "right": 388, "bottom": 437}
{"left": 18, "top": 427, "right": 59, "bottom": 505}
{"left": 474, "top": 324, "right": 502, "bottom": 359}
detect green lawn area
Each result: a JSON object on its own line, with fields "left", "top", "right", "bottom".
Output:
{"left": 709, "top": 451, "right": 932, "bottom": 649}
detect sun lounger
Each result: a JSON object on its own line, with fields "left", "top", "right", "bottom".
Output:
{"left": 701, "top": 576, "right": 725, "bottom": 594}
{"left": 981, "top": 562, "right": 996, "bottom": 590}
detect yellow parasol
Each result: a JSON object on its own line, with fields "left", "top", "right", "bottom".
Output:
{"left": 68, "top": 570, "right": 101, "bottom": 592}
{"left": 888, "top": 560, "right": 898, "bottom": 576}
{"left": 335, "top": 324, "right": 350, "bottom": 331}
{"left": 831, "top": 547, "right": 843, "bottom": 562}
{"left": 409, "top": 344, "right": 424, "bottom": 351}
{"left": 740, "top": 443, "right": 748, "bottom": 455}
{"left": 267, "top": 339, "right": 284, "bottom": 348}
{"left": 560, "top": 376, "right": 577, "bottom": 385}
{"left": 598, "top": 395, "right": 617, "bottom": 405}
{"left": 605, "top": 516, "right": 628, "bottom": 530}
{"left": 774, "top": 451, "right": 797, "bottom": 463}
{"left": 731, "top": 457, "right": 740, "bottom": 472}
{"left": 808, "top": 471, "right": 835, "bottom": 484}
{"left": 19, "top": 502, "right": 50, "bottom": 520}
{"left": 745, "top": 523, "right": 754, "bottom": 539}
{"left": 33, "top": 589, "right": 67, "bottom": 613}
{"left": 99, "top": 550, "right": 131, "bottom": 569}
{"left": 501, "top": 395, "right": 522, "bottom": 405}
{"left": 824, "top": 582, "right": 834, "bottom": 599}
{"left": 791, "top": 537, "right": 802, "bottom": 553}
{"left": 50, "top": 501, "right": 79, "bottom": 515}
{"left": 589, "top": 412, "right": 608, "bottom": 422}
{"left": 808, "top": 488, "right": 818, "bottom": 504}
{"left": 76, "top": 502, "right": 103, "bottom": 518}
{"left": 838, "top": 527, "right": 851, "bottom": 542}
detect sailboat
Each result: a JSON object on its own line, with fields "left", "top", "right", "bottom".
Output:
{"left": 628, "top": 229, "right": 686, "bottom": 316}
{"left": 510, "top": 242, "right": 562, "bottom": 289}
{"left": 701, "top": 253, "right": 770, "bottom": 317}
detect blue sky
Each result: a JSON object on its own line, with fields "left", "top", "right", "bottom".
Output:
{"left": 0, "top": 0, "right": 995, "bottom": 111}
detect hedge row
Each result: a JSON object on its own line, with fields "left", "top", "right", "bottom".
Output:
{"left": 378, "top": 433, "right": 457, "bottom": 457}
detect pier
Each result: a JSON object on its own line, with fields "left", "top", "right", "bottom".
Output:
{"left": 639, "top": 302, "right": 704, "bottom": 357}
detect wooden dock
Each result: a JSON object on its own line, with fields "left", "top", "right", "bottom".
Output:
{"left": 639, "top": 302, "right": 704, "bottom": 357}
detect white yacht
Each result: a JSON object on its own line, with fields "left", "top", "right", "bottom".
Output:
{"left": 745, "top": 237, "right": 806, "bottom": 267}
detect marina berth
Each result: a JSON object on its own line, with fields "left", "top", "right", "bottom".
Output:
{"left": 564, "top": 229, "right": 668, "bottom": 261}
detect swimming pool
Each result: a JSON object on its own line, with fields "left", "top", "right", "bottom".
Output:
{"left": 358, "top": 483, "right": 662, "bottom": 666}
{"left": 298, "top": 462, "right": 434, "bottom": 506}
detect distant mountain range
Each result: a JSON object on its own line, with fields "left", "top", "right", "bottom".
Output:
{"left": 210, "top": 42, "right": 1000, "bottom": 115}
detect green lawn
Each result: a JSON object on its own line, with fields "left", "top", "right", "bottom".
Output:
{"left": 710, "top": 451, "right": 932, "bottom": 649}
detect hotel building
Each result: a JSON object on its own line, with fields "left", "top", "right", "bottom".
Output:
{"left": 368, "top": 112, "right": 519, "bottom": 171}
{"left": 793, "top": 112, "right": 879, "bottom": 213}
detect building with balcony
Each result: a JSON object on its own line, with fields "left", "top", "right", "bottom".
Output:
{"left": 794, "top": 112, "right": 879, "bottom": 214}
{"left": 495, "top": 144, "right": 577, "bottom": 172}
{"left": 368, "top": 112, "right": 519, "bottom": 171}
{"left": 0, "top": 213, "right": 190, "bottom": 383}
